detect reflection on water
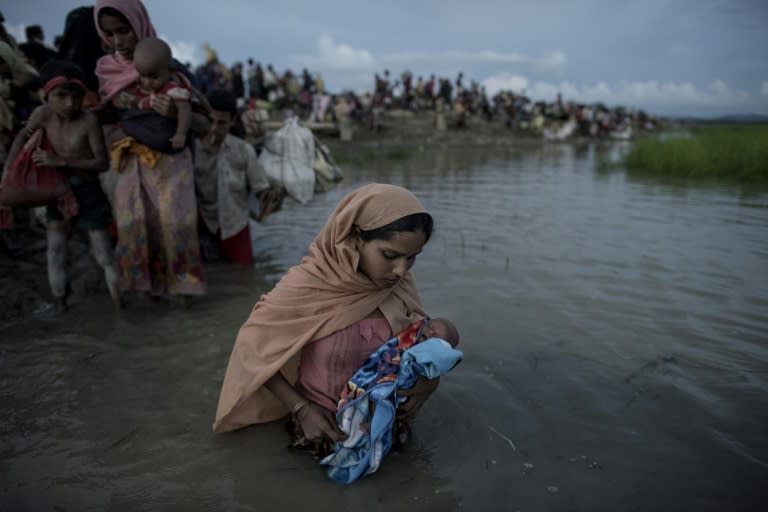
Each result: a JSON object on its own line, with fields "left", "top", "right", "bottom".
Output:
{"left": 2, "top": 142, "right": 767, "bottom": 511}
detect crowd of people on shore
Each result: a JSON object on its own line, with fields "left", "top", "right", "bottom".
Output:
{"left": 190, "top": 57, "right": 658, "bottom": 141}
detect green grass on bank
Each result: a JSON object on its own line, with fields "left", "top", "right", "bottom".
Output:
{"left": 621, "top": 124, "right": 768, "bottom": 182}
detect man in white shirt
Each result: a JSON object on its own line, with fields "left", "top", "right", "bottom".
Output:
{"left": 194, "top": 89, "right": 282, "bottom": 264}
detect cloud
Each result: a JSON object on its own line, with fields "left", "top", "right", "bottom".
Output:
{"left": 318, "top": 34, "right": 376, "bottom": 69}
{"left": 160, "top": 36, "right": 202, "bottom": 67}
{"left": 592, "top": 80, "right": 753, "bottom": 107}
{"left": 381, "top": 50, "right": 566, "bottom": 72}
{"left": 297, "top": 34, "right": 376, "bottom": 70}
{"left": 482, "top": 73, "right": 768, "bottom": 113}
{"left": 481, "top": 73, "right": 530, "bottom": 94}
{"left": 295, "top": 34, "right": 565, "bottom": 73}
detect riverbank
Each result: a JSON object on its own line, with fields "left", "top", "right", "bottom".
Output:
{"left": 320, "top": 111, "right": 635, "bottom": 167}
{"left": 319, "top": 107, "right": 662, "bottom": 146}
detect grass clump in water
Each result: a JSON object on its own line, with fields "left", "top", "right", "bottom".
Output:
{"left": 622, "top": 124, "right": 768, "bottom": 182}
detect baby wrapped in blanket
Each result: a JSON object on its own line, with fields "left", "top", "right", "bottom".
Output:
{"left": 321, "top": 317, "right": 462, "bottom": 483}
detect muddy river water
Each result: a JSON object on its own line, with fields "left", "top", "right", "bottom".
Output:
{"left": 2, "top": 142, "right": 766, "bottom": 511}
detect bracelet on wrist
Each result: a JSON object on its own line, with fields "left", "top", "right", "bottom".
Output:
{"left": 292, "top": 400, "right": 308, "bottom": 417}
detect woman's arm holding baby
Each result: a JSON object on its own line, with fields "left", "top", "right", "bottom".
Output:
{"left": 397, "top": 376, "right": 440, "bottom": 421}
{"left": 151, "top": 94, "right": 210, "bottom": 137}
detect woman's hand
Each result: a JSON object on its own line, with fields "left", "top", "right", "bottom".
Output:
{"left": 262, "top": 372, "right": 343, "bottom": 442}
{"left": 397, "top": 376, "right": 440, "bottom": 421}
{"left": 296, "top": 402, "right": 346, "bottom": 442}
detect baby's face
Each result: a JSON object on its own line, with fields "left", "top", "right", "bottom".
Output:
{"left": 139, "top": 67, "right": 171, "bottom": 91}
{"left": 420, "top": 319, "right": 458, "bottom": 347}
{"left": 134, "top": 56, "right": 172, "bottom": 92}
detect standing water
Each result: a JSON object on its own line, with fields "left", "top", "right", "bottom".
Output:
{"left": 2, "top": 142, "right": 766, "bottom": 511}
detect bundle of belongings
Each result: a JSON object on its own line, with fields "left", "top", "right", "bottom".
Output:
{"left": 0, "top": 129, "right": 79, "bottom": 229}
{"left": 259, "top": 117, "right": 316, "bottom": 204}
{"left": 259, "top": 117, "right": 343, "bottom": 204}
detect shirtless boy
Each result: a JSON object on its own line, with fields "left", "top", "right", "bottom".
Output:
{"left": 4, "top": 60, "right": 120, "bottom": 311}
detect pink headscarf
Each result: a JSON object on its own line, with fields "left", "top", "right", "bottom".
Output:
{"left": 93, "top": 0, "right": 157, "bottom": 104}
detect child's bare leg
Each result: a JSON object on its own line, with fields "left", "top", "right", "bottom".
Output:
{"left": 46, "top": 221, "right": 69, "bottom": 312}
{"left": 88, "top": 229, "right": 121, "bottom": 308}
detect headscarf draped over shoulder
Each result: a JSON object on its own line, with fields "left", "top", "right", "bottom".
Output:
{"left": 93, "top": 0, "right": 156, "bottom": 104}
{"left": 213, "top": 183, "right": 430, "bottom": 432}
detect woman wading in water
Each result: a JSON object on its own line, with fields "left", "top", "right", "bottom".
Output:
{"left": 214, "top": 184, "right": 445, "bottom": 451}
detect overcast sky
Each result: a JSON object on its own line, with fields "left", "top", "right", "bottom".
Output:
{"left": 4, "top": 0, "right": 768, "bottom": 117}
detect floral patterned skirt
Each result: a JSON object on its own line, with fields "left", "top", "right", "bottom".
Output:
{"left": 113, "top": 147, "right": 206, "bottom": 296}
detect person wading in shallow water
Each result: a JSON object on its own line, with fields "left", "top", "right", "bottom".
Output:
{"left": 193, "top": 88, "right": 283, "bottom": 264}
{"left": 94, "top": 0, "right": 209, "bottom": 305}
{"left": 4, "top": 60, "right": 119, "bottom": 312}
{"left": 213, "top": 184, "right": 445, "bottom": 453}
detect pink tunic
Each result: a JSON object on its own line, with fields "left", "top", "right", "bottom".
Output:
{"left": 295, "top": 318, "right": 392, "bottom": 412}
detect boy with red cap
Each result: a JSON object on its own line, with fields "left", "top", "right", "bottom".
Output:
{"left": 4, "top": 60, "right": 120, "bottom": 311}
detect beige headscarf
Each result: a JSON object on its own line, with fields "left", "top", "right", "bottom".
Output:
{"left": 213, "top": 183, "right": 430, "bottom": 432}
